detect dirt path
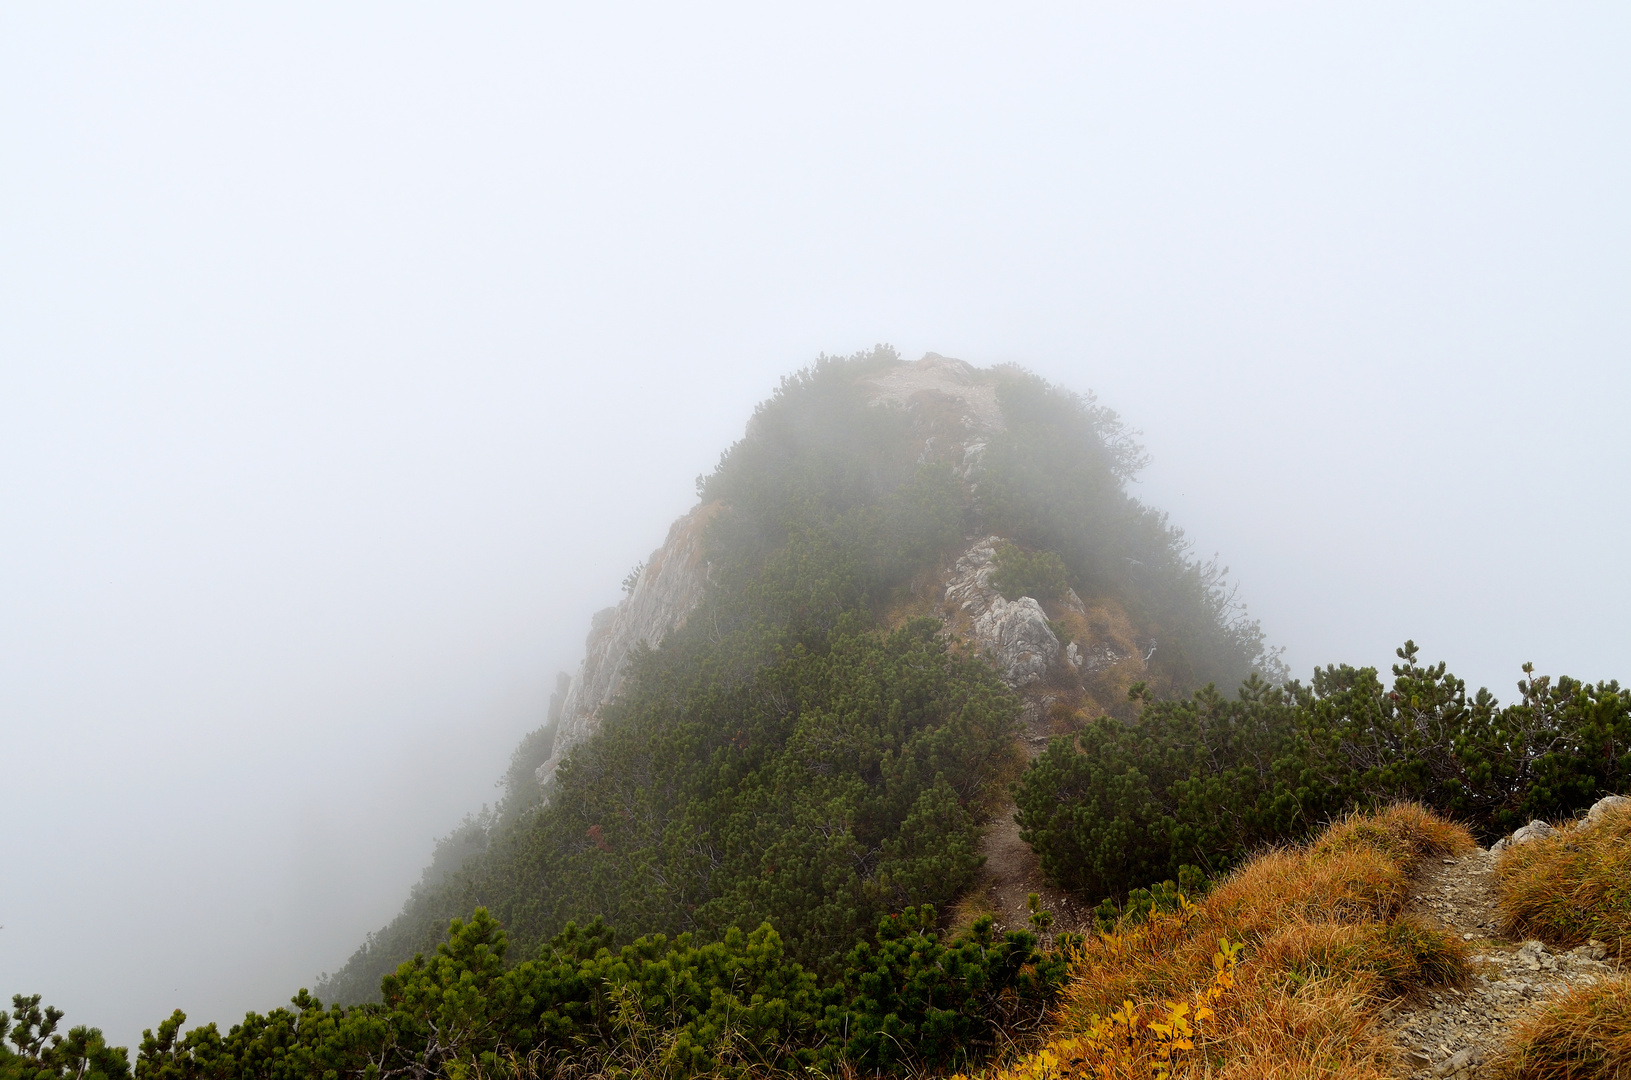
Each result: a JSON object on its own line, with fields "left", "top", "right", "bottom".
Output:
{"left": 969, "top": 700, "right": 1095, "bottom": 935}
{"left": 1385, "top": 847, "right": 1619, "bottom": 1077}
{"left": 975, "top": 811, "right": 1090, "bottom": 934}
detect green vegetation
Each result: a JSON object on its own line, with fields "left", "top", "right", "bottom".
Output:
{"left": 989, "top": 543, "right": 1070, "bottom": 604}
{"left": 1017, "top": 642, "right": 1631, "bottom": 903}
{"left": 320, "top": 348, "right": 1269, "bottom": 1007}
{"left": 104, "top": 907, "right": 1062, "bottom": 1079}
{"left": 1, "top": 996, "right": 129, "bottom": 1080}
{"left": 977, "top": 373, "right": 1271, "bottom": 697}
{"left": 327, "top": 616, "right": 1022, "bottom": 1005}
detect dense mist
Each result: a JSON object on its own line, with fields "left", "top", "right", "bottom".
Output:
{"left": 3, "top": 1, "right": 1628, "bottom": 1057}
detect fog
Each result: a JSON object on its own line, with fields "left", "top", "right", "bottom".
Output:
{"left": 2, "top": 1, "right": 1627, "bottom": 1052}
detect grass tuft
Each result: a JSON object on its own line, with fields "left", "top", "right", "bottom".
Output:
{"left": 1311, "top": 802, "right": 1475, "bottom": 866}
{"left": 1497, "top": 798, "right": 1631, "bottom": 954}
{"left": 1489, "top": 979, "right": 1631, "bottom": 1080}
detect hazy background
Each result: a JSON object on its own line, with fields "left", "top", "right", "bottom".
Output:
{"left": 2, "top": 1, "right": 1627, "bottom": 1052}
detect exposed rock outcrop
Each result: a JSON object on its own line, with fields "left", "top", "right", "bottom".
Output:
{"left": 535, "top": 503, "right": 716, "bottom": 785}
{"left": 1580, "top": 793, "right": 1630, "bottom": 831}
{"left": 1488, "top": 793, "right": 1631, "bottom": 852}
{"left": 940, "top": 535, "right": 1132, "bottom": 690}
{"left": 942, "top": 538, "right": 1059, "bottom": 687}
{"left": 1489, "top": 819, "right": 1558, "bottom": 854}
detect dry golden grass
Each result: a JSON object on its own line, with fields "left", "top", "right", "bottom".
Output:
{"left": 1484, "top": 797, "right": 1631, "bottom": 1078}
{"left": 1497, "top": 800, "right": 1631, "bottom": 956}
{"left": 946, "top": 887, "right": 1001, "bottom": 936}
{"left": 966, "top": 804, "right": 1474, "bottom": 1080}
{"left": 1487, "top": 978, "right": 1631, "bottom": 1080}
{"left": 1044, "top": 597, "right": 1146, "bottom": 719}
{"left": 877, "top": 564, "right": 948, "bottom": 633}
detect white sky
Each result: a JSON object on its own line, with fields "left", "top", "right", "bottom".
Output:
{"left": 2, "top": 2, "right": 1627, "bottom": 1053}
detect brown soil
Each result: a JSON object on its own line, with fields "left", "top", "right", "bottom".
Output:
{"left": 1385, "top": 847, "right": 1621, "bottom": 1077}
{"left": 968, "top": 701, "right": 1093, "bottom": 935}
{"left": 975, "top": 811, "right": 1092, "bottom": 934}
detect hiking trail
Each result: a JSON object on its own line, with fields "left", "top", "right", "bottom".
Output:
{"left": 1385, "top": 845, "right": 1620, "bottom": 1078}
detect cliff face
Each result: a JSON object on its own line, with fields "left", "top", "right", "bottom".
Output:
{"left": 534, "top": 502, "right": 717, "bottom": 785}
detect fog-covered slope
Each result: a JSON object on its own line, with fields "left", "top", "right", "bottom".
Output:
{"left": 318, "top": 348, "right": 1274, "bottom": 1003}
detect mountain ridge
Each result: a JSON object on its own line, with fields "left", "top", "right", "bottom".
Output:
{"left": 316, "top": 346, "right": 1273, "bottom": 1004}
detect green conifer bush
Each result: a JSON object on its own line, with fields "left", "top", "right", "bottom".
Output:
{"left": 1016, "top": 642, "right": 1630, "bottom": 904}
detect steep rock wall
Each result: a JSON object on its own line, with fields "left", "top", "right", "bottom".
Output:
{"left": 535, "top": 502, "right": 716, "bottom": 785}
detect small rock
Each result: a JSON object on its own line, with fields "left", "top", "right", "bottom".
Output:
{"left": 1579, "top": 794, "right": 1629, "bottom": 831}
{"left": 1491, "top": 819, "right": 1558, "bottom": 852}
{"left": 1433, "top": 1047, "right": 1479, "bottom": 1076}
{"left": 1513, "top": 820, "right": 1558, "bottom": 844}
{"left": 1405, "top": 1049, "right": 1432, "bottom": 1069}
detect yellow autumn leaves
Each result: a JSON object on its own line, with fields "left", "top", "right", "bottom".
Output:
{"left": 956, "top": 936, "right": 1241, "bottom": 1080}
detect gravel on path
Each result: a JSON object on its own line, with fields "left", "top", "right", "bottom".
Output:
{"left": 1385, "top": 847, "right": 1619, "bottom": 1078}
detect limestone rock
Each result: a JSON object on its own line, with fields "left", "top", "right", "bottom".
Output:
{"left": 1432, "top": 1047, "right": 1479, "bottom": 1077}
{"left": 535, "top": 503, "right": 716, "bottom": 786}
{"left": 941, "top": 537, "right": 1061, "bottom": 688}
{"left": 1516, "top": 940, "right": 1558, "bottom": 971}
{"left": 1579, "top": 793, "right": 1630, "bottom": 831}
{"left": 1490, "top": 819, "right": 1557, "bottom": 853}
{"left": 1572, "top": 940, "right": 1609, "bottom": 961}
{"left": 1514, "top": 819, "right": 1557, "bottom": 844}
{"left": 973, "top": 595, "right": 1060, "bottom": 687}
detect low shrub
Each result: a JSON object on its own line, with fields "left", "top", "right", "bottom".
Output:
{"left": 990, "top": 543, "right": 1071, "bottom": 603}
{"left": 1497, "top": 798, "right": 1631, "bottom": 954}
{"left": 117, "top": 904, "right": 1069, "bottom": 1080}
{"left": 0, "top": 995, "right": 129, "bottom": 1080}
{"left": 1016, "top": 643, "right": 1630, "bottom": 904}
